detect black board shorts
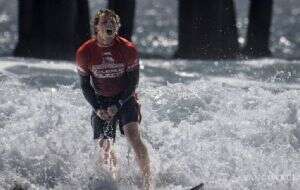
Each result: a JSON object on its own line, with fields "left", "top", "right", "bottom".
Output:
{"left": 91, "top": 97, "right": 141, "bottom": 140}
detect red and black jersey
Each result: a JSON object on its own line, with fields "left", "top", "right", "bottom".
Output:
{"left": 76, "top": 36, "right": 139, "bottom": 97}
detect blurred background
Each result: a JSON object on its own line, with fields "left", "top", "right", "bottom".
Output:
{"left": 0, "top": 0, "right": 299, "bottom": 60}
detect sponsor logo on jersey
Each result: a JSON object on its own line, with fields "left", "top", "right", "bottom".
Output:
{"left": 92, "top": 54, "right": 125, "bottom": 78}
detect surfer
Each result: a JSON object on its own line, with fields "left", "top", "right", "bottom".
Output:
{"left": 76, "top": 9, "right": 152, "bottom": 190}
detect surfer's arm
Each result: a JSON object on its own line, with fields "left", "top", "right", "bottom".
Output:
{"left": 79, "top": 74, "right": 103, "bottom": 111}
{"left": 76, "top": 47, "right": 104, "bottom": 111}
{"left": 117, "top": 46, "right": 140, "bottom": 108}
{"left": 117, "top": 69, "right": 139, "bottom": 108}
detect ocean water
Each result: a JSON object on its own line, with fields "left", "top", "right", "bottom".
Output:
{"left": 0, "top": 57, "right": 300, "bottom": 190}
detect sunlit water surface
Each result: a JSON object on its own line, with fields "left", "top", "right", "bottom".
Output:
{"left": 0, "top": 58, "right": 300, "bottom": 190}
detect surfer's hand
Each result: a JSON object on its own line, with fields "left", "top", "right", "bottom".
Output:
{"left": 96, "top": 109, "right": 111, "bottom": 120}
{"left": 107, "top": 105, "right": 118, "bottom": 118}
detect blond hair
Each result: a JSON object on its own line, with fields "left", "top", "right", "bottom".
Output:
{"left": 93, "top": 9, "right": 121, "bottom": 35}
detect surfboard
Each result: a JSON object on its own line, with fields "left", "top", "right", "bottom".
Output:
{"left": 189, "top": 183, "right": 204, "bottom": 190}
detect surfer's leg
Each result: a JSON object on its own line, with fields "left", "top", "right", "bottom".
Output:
{"left": 123, "top": 122, "right": 152, "bottom": 190}
{"left": 110, "top": 148, "right": 117, "bottom": 179}
{"left": 99, "top": 138, "right": 112, "bottom": 164}
{"left": 92, "top": 110, "right": 118, "bottom": 176}
{"left": 98, "top": 138, "right": 118, "bottom": 179}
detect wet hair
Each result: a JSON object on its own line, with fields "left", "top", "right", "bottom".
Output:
{"left": 93, "top": 9, "right": 121, "bottom": 35}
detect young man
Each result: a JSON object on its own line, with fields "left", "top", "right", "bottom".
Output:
{"left": 76, "top": 9, "right": 152, "bottom": 190}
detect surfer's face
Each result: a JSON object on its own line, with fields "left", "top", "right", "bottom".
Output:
{"left": 96, "top": 15, "right": 118, "bottom": 43}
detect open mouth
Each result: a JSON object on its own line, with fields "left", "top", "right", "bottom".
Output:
{"left": 106, "top": 29, "right": 113, "bottom": 36}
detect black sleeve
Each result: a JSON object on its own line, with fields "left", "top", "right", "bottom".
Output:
{"left": 117, "top": 69, "right": 139, "bottom": 108}
{"left": 79, "top": 74, "right": 103, "bottom": 111}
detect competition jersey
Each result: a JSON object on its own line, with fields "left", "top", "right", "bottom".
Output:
{"left": 76, "top": 36, "right": 139, "bottom": 97}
